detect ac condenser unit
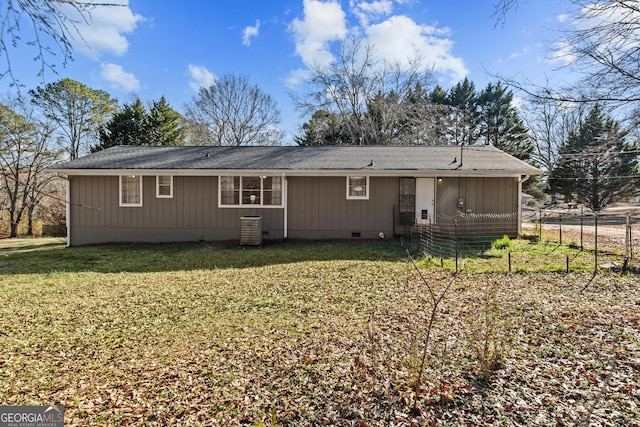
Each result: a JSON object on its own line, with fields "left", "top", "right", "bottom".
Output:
{"left": 240, "top": 216, "right": 262, "bottom": 245}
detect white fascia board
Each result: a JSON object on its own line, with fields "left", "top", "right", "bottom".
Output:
{"left": 56, "top": 168, "right": 534, "bottom": 178}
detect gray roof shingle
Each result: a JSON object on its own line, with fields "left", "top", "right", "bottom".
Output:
{"left": 52, "top": 145, "right": 540, "bottom": 174}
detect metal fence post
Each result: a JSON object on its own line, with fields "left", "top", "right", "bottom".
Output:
{"left": 594, "top": 211, "right": 599, "bottom": 272}
{"left": 539, "top": 209, "right": 543, "bottom": 241}
{"left": 626, "top": 213, "right": 631, "bottom": 261}
{"left": 629, "top": 217, "right": 633, "bottom": 262}
{"left": 454, "top": 219, "right": 459, "bottom": 273}
{"left": 580, "top": 206, "right": 584, "bottom": 250}
{"left": 559, "top": 212, "right": 563, "bottom": 245}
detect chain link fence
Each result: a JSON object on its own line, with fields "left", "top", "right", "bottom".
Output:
{"left": 412, "top": 207, "right": 640, "bottom": 273}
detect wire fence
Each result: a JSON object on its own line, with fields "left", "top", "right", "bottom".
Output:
{"left": 413, "top": 208, "right": 640, "bottom": 273}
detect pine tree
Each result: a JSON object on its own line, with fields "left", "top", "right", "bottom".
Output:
{"left": 447, "top": 78, "right": 480, "bottom": 145}
{"left": 294, "top": 110, "right": 343, "bottom": 146}
{"left": 93, "top": 99, "right": 148, "bottom": 151}
{"left": 549, "top": 104, "right": 638, "bottom": 210}
{"left": 477, "top": 82, "right": 533, "bottom": 161}
{"left": 147, "top": 96, "right": 185, "bottom": 146}
{"left": 92, "top": 97, "right": 184, "bottom": 151}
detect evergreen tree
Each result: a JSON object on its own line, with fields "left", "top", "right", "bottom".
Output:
{"left": 447, "top": 78, "right": 480, "bottom": 145}
{"left": 294, "top": 110, "right": 343, "bottom": 146}
{"left": 93, "top": 99, "right": 148, "bottom": 151}
{"left": 147, "top": 96, "right": 185, "bottom": 146}
{"left": 428, "top": 85, "right": 448, "bottom": 105}
{"left": 549, "top": 104, "right": 638, "bottom": 210}
{"left": 92, "top": 97, "right": 184, "bottom": 151}
{"left": 429, "top": 78, "right": 479, "bottom": 145}
{"left": 398, "top": 83, "right": 450, "bottom": 145}
{"left": 477, "top": 82, "right": 533, "bottom": 161}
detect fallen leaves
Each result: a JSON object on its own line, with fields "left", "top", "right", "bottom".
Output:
{"left": 0, "top": 241, "right": 638, "bottom": 425}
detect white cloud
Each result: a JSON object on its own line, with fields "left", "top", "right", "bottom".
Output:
{"left": 365, "top": 15, "right": 468, "bottom": 82}
{"left": 243, "top": 20, "right": 261, "bottom": 46}
{"left": 100, "top": 63, "right": 140, "bottom": 91}
{"left": 188, "top": 65, "right": 216, "bottom": 91}
{"left": 556, "top": 13, "right": 569, "bottom": 23}
{"left": 289, "top": 0, "right": 348, "bottom": 67}
{"left": 549, "top": 40, "right": 577, "bottom": 66}
{"left": 56, "top": 2, "right": 143, "bottom": 59}
{"left": 287, "top": 1, "right": 468, "bottom": 85}
{"left": 284, "top": 68, "right": 312, "bottom": 88}
{"left": 351, "top": 0, "right": 393, "bottom": 26}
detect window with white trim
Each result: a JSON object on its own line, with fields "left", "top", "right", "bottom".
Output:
{"left": 120, "top": 175, "right": 143, "bottom": 207}
{"left": 219, "top": 176, "right": 283, "bottom": 207}
{"left": 347, "top": 176, "right": 369, "bottom": 199}
{"left": 156, "top": 175, "right": 173, "bottom": 198}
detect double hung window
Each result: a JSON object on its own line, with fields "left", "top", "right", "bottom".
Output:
{"left": 156, "top": 175, "right": 173, "bottom": 198}
{"left": 347, "top": 176, "right": 369, "bottom": 200}
{"left": 120, "top": 175, "right": 143, "bottom": 207}
{"left": 220, "top": 176, "right": 283, "bottom": 207}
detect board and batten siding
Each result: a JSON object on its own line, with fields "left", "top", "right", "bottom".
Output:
{"left": 286, "top": 176, "right": 399, "bottom": 239}
{"left": 436, "top": 176, "right": 519, "bottom": 236}
{"left": 68, "top": 175, "right": 284, "bottom": 245}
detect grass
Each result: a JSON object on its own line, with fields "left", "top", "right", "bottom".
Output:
{"left": 0, "top": 238, "right": 638, "bottom": 426}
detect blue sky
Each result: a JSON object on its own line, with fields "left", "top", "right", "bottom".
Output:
{"left": 1, "top": 0, "right": 575, "bottom": 143}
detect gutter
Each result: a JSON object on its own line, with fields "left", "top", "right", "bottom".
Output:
{"left": 51, "top": 168, "right": 537, "bottom": 178}
{"left": 283, "top": 174, "right": 288, "bottom": 239}
{"left": 518, "top": 174, "right": 531, "bottom": 235}
{"left": 65, "top": 175, "right": 71, "bottom": 247}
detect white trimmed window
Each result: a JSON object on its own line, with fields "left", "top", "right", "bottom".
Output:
{"left": 120, "top": 175, "right": 143, "bottom": 207}
{"left": 156, "top": 175, "right": 173, "bottom": 198}
{"left": 219, "top": 176, "right": 283, "bottom": 207}
{"left": 347, "top": 176, "right": 369, "bottom": 200}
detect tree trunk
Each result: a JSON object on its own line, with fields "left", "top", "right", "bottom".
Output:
{"left": 26, "top": 207, "right": 34, "bottom": 236}
{"left": 9, "top": 222, "right": 18, "bottom": 238}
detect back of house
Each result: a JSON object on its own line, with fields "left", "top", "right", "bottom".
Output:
{"left": 51, "top": 145, "right": 540, "bottom": 246}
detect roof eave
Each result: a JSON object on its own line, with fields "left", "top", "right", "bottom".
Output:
{"left": 53, "top": 168, "right": 540, "bottom": 177}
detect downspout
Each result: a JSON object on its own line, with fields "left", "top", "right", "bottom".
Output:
{"left": 518, "top": 174, "right": 530, "bottom": 236}
{"left": 65, "top": 175, "right": 71, "bottom": 247}
{"left": 283, "top": 174, "right": 288, "bottom": 239}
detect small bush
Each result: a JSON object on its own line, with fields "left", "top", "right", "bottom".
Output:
{"left": 492, "top": 235, "right": 511, "bottom": 250}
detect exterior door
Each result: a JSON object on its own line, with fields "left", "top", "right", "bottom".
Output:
{"left": 415, "top": 178, "right": 435, "bottom": 225}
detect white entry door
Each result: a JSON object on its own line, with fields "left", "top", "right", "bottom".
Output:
{"left": 415, "top": 178, "right": 435, "bottom": 225}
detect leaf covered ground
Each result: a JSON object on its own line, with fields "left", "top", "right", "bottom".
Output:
{"left": 0, "top": 239, "right": 638, "bottom": 426}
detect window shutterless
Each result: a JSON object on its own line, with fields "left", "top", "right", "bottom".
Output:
{"left": 219, "top": 176, "right": 283, "bottom": 207}
{"left": 347, "top": 176, "right": 369, "bottom": 200}
{"left": 119, "top": 175, "right": 143, "bottom": 207}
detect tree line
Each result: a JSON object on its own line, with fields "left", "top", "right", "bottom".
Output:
{"left": 2, "top": 70, "right": 638, "bottom": 238}
{"left": 3, "top": 1, "right": 640, "bottom": 237}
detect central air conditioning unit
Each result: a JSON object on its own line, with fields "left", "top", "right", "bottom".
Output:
{"left": 240, "top": 216, "right": 262, "bottom": 245}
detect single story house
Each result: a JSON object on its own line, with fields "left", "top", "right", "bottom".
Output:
{"left": 52, "top": 145, "right": 540, "bottom": 246}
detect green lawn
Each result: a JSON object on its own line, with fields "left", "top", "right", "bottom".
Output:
{"left": 0, "top": 238, "right": 638, "bottom": 426}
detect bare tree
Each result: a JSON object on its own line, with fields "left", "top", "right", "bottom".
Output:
{"left": 496, "top": 1, "right": 640, "bottom": 123}
{"left": 492, "top": 0, "right": 521, "bottom": 26}
{"left": 185, "top": 74, "right": 282, "bottom": 146}
{"left": 1, "top": 1, "right": 126, "bottom": 86}
{"left": 0, "top": 99, "right": 59, "bottom": 237}
{"left": 293, "top": 38, "right": 436, "bottom": 145}
{"left": 557, "top": 1, "right": 640, "bottom": 107}
{"left": 523, "top": 96, "right": 586, "bottom": 177}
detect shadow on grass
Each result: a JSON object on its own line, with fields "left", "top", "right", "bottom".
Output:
{"left": 0, "top": 238, "right": 410, "bottom": 275}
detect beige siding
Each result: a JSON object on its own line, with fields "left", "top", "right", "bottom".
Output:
{"left": 287, "top": 176, "right": 398, "bottom": 239}
{"left": 69, "top": 175, "right": 284, "bottom": 245}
